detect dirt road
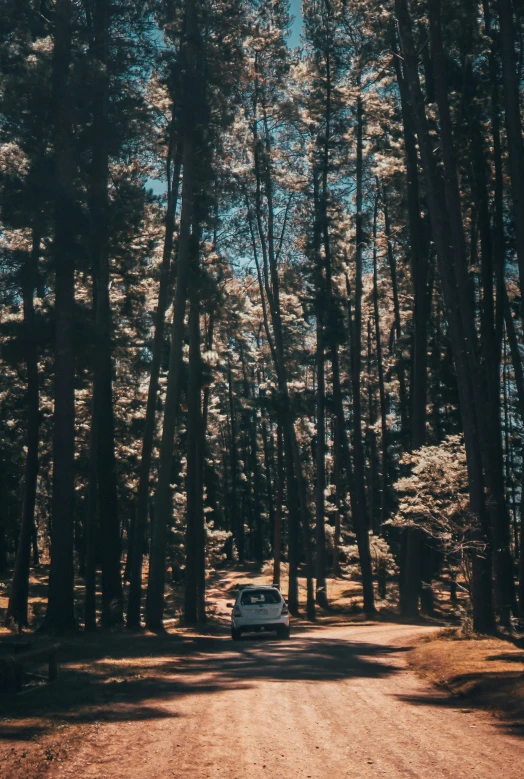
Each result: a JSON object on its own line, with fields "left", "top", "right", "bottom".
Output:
{"left": 46, "top": 616, "right": 524, "bottom": 778}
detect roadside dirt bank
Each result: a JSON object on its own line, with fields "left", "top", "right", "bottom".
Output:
{"left": 409, "top": 631, "right": 524, "bottom": 724}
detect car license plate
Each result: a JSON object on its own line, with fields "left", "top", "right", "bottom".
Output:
{"left": 258, "top": 609, "right": 268, "bottom": 615}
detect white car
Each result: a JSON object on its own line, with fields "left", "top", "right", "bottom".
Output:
{"left": 228, "top": 585, "right": 290, "bottom": 640}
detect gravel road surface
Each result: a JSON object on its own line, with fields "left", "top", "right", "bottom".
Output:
{"left": 49, "top": 621, "right": 524, "bottom": 779}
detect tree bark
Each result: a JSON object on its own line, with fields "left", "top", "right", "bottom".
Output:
{"left": 382, "top": 192, "right": 410, "bottom": 443}
{"left": 146, "top": 0, "right": 198, "bottom": 631}
{"left": 366, "top": 320, "right": 378, "bottom": 533}
{"left": 227, "top": 363, "right": 243, "bottom": 561}
{"left": 248, "top": 86, "right": 315, "bottom": 619}
{"left": 392, "top": 36, "right": 429, "bottom": 450}
{"left": 392, "top": 32, "right": 431, "bottom": 617}
{"left": 85, "top": 388, "right": 98, "bottom": 631}
{"left": 497, "top": 0, "right": 524, "bottom": 308}
{"left": 349, "top": 73, "right": 375, "bottom": 614}
{"left": 372, "top": 190, "right": 389, "bottom": 529}
{"left": 126, "top": 132, "right": 182, "bottom": 629}
{"left": 395, "top": 0, "right": 497, "bottom": 633}
{"left": 87, "top": 0, "right": 123, "bottom": 628}
{"left": 43, "top": 0, "right": 77, "bottom": 632}
{"left": 261, "top": 413, "right": 276, "bottom": 558}
{"left": 273, "top": 421, "right": 283, "bottom": 587}
{"left": 184, "top": 225, "right": 205, "bottom": 625}
{"left": 6, "top": 221, "right": 41, "bottom": 627}
{"left": 314, "top": 172, "right": 328, "bottom": 608}
{"left": 428, "top": 0, "right": 514, "bottom": 623}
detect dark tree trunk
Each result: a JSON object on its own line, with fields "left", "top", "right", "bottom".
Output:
{"left": 6, "top": 221, "right": 41, "bottom": 627}
{"left": 349, "top": 75, "right": 375, "bottom": 614}
{"left": 332, "top": 416, "right": 342, "bottom": 577}
{"left": 85, "top": 390, "right": 98, "bottom": 631}
{"left": 227, "top": 364, "right": 243, "bottom": 561}
{"left": 366, "top": 321, "right": 378, "bottom": 534}
{"left": 126, "top": 133, "right": 182, "bottom": 629}
{"left": 392, "top": 37, "right": 430, "bottom": 450}
{"left": 314, "top": 172, "right": 328, "bottom": 608}
{"left": 428, "top": 0, "right": 515, "bottom": 623}
{"left": 240, "top": 351, "right": 264, "bottom": 564}
{"left": 249, "top": 86, "right": 315, "bottom": 619}
{"left": 520, "top": 494, "right": 524, "bottom": 622}
{"left": 396, "top": 0, "right": 501, "bottom": 632}
{"left": 283, "top": 427, "right": 300, "bottom": 615}
{"left": 44, "top": 0, "right": 77, "bottom": 632}
{"left": 184, "top": 228, "right": 205, "bottom": 625}
{"left": 88, "top": 0, "right": 123, "bottom": 628}
{"left": 0, "top": 459, "right": 6, "bottom": 577}
{"left": 382, "top": 193, "right": 410, "bottom": 443}
{"left": 273, "top": 421, "right": 284, "bottom": 588}
{"left": 146, "top": 0, "right": 198, "bottom": 631}
{"left": 393, "top": 34, "right": 431, "bottom": 617}
{"left": 497, "top": 0, "right": 524, "bottom": 307}
{"left": 261, "top": 414, "right": 275, "bottom": 556}
{"left": 372, "top": 191, "right": 389, "bottom": 529}
{"left": 503, "top": 293, "right": 524, "bottom": 619}
{"left": 483, "top": 0, "right": 506, "bottom": 351}
{"left": 319, "top": 55, "right": 356, "bottom": 581}
{"left": 250, "top": 415, "right": 264, "bottom": 564}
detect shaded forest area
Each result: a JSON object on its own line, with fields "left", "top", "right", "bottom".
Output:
{"left": 1, "top": 0, "right": 524, "bottom": 636}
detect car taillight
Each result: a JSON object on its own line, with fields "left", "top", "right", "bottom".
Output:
{"left": 281, "top": 602, "right": 289, "bottom": 615}
{"left": 233, "top": 606, "right": 242, "bottom": 617}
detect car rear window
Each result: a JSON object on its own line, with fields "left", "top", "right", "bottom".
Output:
{"left": 240, "top": 589, "right": 281, "bottom": 605}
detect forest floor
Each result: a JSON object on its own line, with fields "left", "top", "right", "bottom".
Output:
{"left": 1, "top": 565, "right": 524, "bottom": 778}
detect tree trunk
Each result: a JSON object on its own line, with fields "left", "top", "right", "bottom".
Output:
{"left": 392, "top": 36, "right": 430, "bottom": 449}
{"left": 249, "top": 88, "right": 315, "bottom": 619}
{"left": 428, "top": 0, "right": 514, "bottom": 624}
{"left": 273, "top": 421, "right": 283, "bottom": 587}
{"left": 382, "top": 192, "right": 410, "bottom": 443}
{"left": 227, "top": 363, "right": 243, "bottom": 561}
{"left": 332, "top": 416, "right": 342, "bottom": 577}
{"left": 372, "top": 190, "right": 389, "bottom": 529}
{"left": 43, "top": 0, "right": 77, "bottom": 632}
{"left": 85, "top": 390, "right": 98, "bottom": 631}
{"left": 503, "top": 292, "right": 524, "bottom": 620}
{"left": 6, "top": 221, "right": 41, "bottom": 627}
{"left": 240, "top": 351, "right": 264, "bottom": 564}
{"left": 146, "top": 0, "right": 198, "bottom": 631}
{"left": 0, "top": 458, "right": 6, "bottom": 577}
{"left": 314, "top": 172, "right": 328, "bottom": 608}
{"left": 126, "top": 133, "right": 182, "bottom": 628}
{"left": 87, "top": 0, "right": 123, "bottom": 628}
{"left": 395, "top": 0, "right": 498, "bottom": 632}
{"left": 283, "top": 426, "right": 300, "bottom": 615}
{"left": 366, "top": 321, "right": 378, "bottom": 534}
{"left": 31, "top": 519, "right": 39, "bottom": 568}
{"left": 483, "top": 0, "right": 506, "bottom": 351}
{"left": 393, "top": 34, "right": 431, "bottom": 617}
{"left": 497, "top": 0, "right": 524, "bottom": 308}
{"left": 184, "top": 227, "right": 205, "bottom": 625}
{"left": 261, "top": 414, "right": 276, "bottom": 557}
{"left": 349, "top": 75, "right": 375, "bottom": 614}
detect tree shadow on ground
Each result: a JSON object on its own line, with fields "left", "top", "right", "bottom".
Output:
{"left": 487, "top": 652, "right": 524, "bottom": 663}
{"left": 0, "top": 628, "right": 409, "bottom": 741}
{"left": 396, "top": 672, "right": 524, "bottom": 739}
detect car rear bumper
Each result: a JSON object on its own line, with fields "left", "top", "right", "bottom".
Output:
{"left": 234, "top": 622, "right": 286, "bottom": 633}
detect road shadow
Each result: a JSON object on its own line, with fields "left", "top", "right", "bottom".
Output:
{"left": 396, "top": 671, "right": 524, "bottom": 739}
{"left": 0, "top": 627, "right": 409, "bottom": 741}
